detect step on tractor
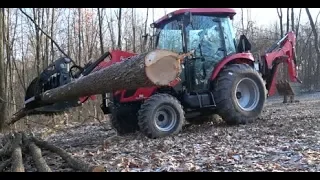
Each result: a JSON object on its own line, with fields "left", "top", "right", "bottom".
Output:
{"left": 24, "top": 8, "right": 301, "bottom": 139}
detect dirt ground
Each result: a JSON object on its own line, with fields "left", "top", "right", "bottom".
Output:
{"left": 12, "top": 92, "right": 320, "bottom": 172}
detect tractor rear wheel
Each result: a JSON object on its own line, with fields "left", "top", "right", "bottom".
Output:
{"left": 110, "top": 103, "right": 140, "bottom": 135}
{"left": 138, "top": 93, "right": 185, "bottom": 139}
{"left": 213, "top": 64, "right": 266, "bottom": 125}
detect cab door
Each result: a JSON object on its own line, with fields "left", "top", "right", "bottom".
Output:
{"left": 185, "top": 17, "right": 226, "bottom": 92}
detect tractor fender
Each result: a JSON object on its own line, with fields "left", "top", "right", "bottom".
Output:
{"left": 210, "top": 53, "right": 255, "bottom": 81}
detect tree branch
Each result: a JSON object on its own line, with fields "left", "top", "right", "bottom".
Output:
{"left": 18, "top": 8, "right": 74, "bottom": 64}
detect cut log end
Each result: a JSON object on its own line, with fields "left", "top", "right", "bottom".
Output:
{"left": 145, "top": 50, "right": 181, "bottom": 86}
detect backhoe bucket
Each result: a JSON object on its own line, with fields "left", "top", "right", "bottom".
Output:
{"left": 276, "top": 80, "right": 295, "bottom": 103}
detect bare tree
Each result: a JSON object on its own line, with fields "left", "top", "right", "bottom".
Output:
{"left": 19, "top": 8, "right": 71, "bottom": 62}
{"left": 295, "top": 8, "right": 302, "bottom": 39}
{"left": 142, "top": 8, "right": 149, "bottom": 52}
{"left": 51, "top": 8, "right": 55, "bottom": 62}
{"left": 277, "top": 8, "right": 284, "bottom": 38}
{"left": 106, "top": 9, "right": 115, "bottom": 50}
{"left": 0, "top": 8, "right": 7, "bottom": 131}
{"left": 33, "top": 8, "right": 41, "bottom": 75}
{"left": 241, "top": 8, "right": 245, "bottom": 33}
{"left": 286, "top": 8, "right": 290, "bottom": 33}
{"left": 291, "top": 8, "right": 294, "bottom": 32}
{"left": 97, "top": 8, "right": 104, "bottom": 54}
{"left": 78, "top": 8, "right": 82, "bottom": 62}
{"left": 305, "top": 8, "right": 320, "bottom": 58}
{"left": 132, "top": 8, "right": 136, "bottom": 53}
{"left": 306, "top": 8, "right": 320, "bottom": 88}
{"left": 116, "top": 8, "right": 122, "bottom": 50}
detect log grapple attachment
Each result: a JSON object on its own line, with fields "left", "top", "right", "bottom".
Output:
{"left": 24, "top": 57, "right": 79, "bottom": 115}
{"left": 24, "top": 52, "right": 112, "bottom": 115}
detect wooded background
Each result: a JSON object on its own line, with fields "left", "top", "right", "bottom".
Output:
{"left": 0, "top": 8, "right": 319, "bottom": 132}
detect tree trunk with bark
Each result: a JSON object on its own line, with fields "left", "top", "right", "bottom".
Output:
{"left": 117, "top": 8, "right": 122, "bottom": 50}
{"left": 286, "top": 8, "right": 290, "bottom": 33}
{"left": 306, "top": 8, "right": 320, "bottom": 89}
{"left": 132, "top": 8, "right": 136, "bottom": 53}
{"left": 0, "top": 8, "right": 7, "bottom": 131}
{"left": 33, "top": 8, "right": 41, "bottom": 75}
{"left": 106, "top": 10, "right": 115, "bottom": 50}
{"left": 291, "top": 8, "right": 294, "bottom": 32}
{"left": 40, "top": 49, "right": 185, "bottom": 104}
{"left": 277, "top": 8, "right": 284, "bottom": 38}
{"left": 78, "top": 8, "right": 82, "bottom": 63}
{"left": 142, "top": 8, "right": 149, "bottom": 52}
{"left": 97, "top": 8, "right": 104, "bottom": 55}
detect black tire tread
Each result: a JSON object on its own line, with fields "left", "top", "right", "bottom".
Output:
{"left": 138, "top": 93, "right": 185, "bottom": 139}
{"left": 213, "top": 63, "right": 266, "bottom": 125}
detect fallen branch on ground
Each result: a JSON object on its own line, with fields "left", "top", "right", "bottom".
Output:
{"left": 32, "top": 136, "right": 105, "bottom": 172}
{"left": 22, "top": 133, "right": 51, "bottom": 172}
{"left": 0, "top": 158, "right": 11, "bottom": 172}
{"left": 0, "top": 131, "right": 105, "bottom": 172}
{"left": 0, "top": 140, "right": 12, "bottom": 157}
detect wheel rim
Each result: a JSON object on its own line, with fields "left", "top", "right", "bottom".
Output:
{"left": 234, "top": 77, "right": 260, "bottom": 111}
{"left": 154, "top": 105, "right": 177, "bottom": 132}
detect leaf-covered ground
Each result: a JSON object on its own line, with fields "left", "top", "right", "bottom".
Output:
{"left": 28, "top": 93, "right": 320, "bottom": 172}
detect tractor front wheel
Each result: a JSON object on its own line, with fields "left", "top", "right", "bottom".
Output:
{"left": 138, "top": 94, "right": 185, "bottom": 139}
{"left": 213, "top": 64, "right": 266, "bottom": 125}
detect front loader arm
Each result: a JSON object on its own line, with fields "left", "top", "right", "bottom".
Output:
{"left": 260, "top": 31, "right": 301, "bottom": 96}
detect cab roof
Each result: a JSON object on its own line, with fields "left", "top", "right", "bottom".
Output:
{"left": 153, "top": 8, "right": 236, "bottom": 27}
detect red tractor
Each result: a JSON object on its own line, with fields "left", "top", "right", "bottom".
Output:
{"left": 24, "top": 8, "right": 300, "bottom": 139}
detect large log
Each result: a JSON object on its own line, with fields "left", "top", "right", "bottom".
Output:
{"left": 39, "top": 49, "right": 186, "bottom": 104}
{"left": 8, "top": 50, "right": 193, "bottom": 125}
{"left": 32, "top": 136, "right": 104, "bottom": 172}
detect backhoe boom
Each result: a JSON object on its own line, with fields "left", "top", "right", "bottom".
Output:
{"left": 259, "top": 31, "right": 301, "bottom": 96}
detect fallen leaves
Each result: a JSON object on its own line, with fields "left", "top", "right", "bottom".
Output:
{"left": 4, "top": 92, "right": 319, "bottom": 172}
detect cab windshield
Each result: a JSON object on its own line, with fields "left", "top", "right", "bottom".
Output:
{"left": 156, "top": 14, "right": 237, "bottom": 59}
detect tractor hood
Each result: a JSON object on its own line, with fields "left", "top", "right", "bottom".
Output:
{"left": 152, "top": 8, "right": 236, "bottom": 28}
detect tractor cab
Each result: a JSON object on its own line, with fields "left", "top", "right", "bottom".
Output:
{"left": 151, "top": 8, "right": 239, "bottom": 92}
